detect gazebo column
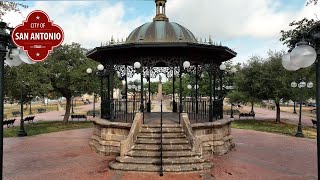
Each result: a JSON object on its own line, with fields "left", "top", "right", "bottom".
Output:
{"left": 100, "top": 75, "right": 104, "bottom": 119}
{"left": 172, "top": 67, "right": 177, "bottom": 112}
{"left": 147, "top": 66, "right": 151, "bottom": 112}
{"left": 179, "top": 61, "right": 183, "bottom": 123}
{"left": 125, "top": 65, "right": 128, "bottom": 122}
{"left": 110, "top": 66, "right": 115, "bottom": 120}
{"left": 195, "top": 65, "right": 198, "bottom": 114}
{"left": 219, "top": 68, "right": 223, "bottom": 119}
{"left": 209, "top": 63, "right": 213, "bottom": 122}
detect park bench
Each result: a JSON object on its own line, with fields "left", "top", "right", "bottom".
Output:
{"left": 3, "top": 119, "right": 15, "bottom": 128}
{"left": 311, "top": 119, "right": 317, "bottom": 128}
{"left": 86, "top": 110, "right": 100, "bottom": 116}
{"left": 239, "top": 113, "right": 255, "bottom": 119}
{"left": 71, "top": 114, "right": 87, "bottom": 121}
{"left": 24, "top": 116, "right": 35, "bottom": 123}
{"left": 37, "top": 108, "right": 46, "bottom": 113}
{"left": 12, "top": 111, "right": 20, "bottom": 117}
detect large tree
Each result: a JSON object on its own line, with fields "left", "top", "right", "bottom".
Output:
{"left": 0, "top": 1, "right": 27, "bottom": 20}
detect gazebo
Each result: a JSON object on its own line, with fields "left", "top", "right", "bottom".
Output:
{"left": 86, "top": 0, "right": 237, "bottom": 173}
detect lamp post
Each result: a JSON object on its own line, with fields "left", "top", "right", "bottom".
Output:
{"left": 134, "top": 61, "right": 144, "bottom": 113}
{"left": 17, "top": 82, "right": 28, "bottom": 137}
{"left": 71, "top": 96, "right": 74, "bottom": 114}
{"left": 178, "top": 60, "right": 191, "bottom": 122}
{"left": 87, "top": 64, "right": 114, "bottom": 119}
{"left": 281, "top": 23, "right": 319, "bottom": 177}
{"left": 218, "top": 64, "right": 237, "bottom": 119}
{"left": 27, "top": 93, "right": 33, "bottom": 115}
{"left": 290, "top": 80, "right": 313, "bottom": 137}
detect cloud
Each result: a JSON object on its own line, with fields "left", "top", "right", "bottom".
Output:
{"left": 166, "top": 0, "right": 319, "bottom": 40}
{"left": 2, "top": 0, "right": 320, "bottom": 65}
{"left": 3, "top": 1, "right": 151, "bottom": 48}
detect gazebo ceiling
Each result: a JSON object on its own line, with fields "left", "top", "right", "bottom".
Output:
{"left": 86, "top": 0, "right": 237, "bottom": 66}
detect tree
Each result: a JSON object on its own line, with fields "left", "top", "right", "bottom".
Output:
{"left": 280, "top": 18, "right": 318, "bottom": 49}
{"left": 234, "top": 56, "right": 265, "bottom": 114}
{"left": 44, "top": 42, "right": 98, "bottom": 123}
{"left": 0, "top": 1, "right": 28, "bottom": 20}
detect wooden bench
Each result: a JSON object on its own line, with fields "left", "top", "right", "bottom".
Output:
{"left": 239, "top": 113, "right": 255, "bottom": 119}
{"left": 12, "top": 111, "right": 20, "bottom": 117}
{"left": 24, "top": 116, "right": 35, "bottom": 123}
{"left": 311, "top": 119, "right": 317, "bottom": 128}
{"left": 71, "top": 114, "right": 87, "bottom": 121}
{"left": 37, "top": 108, "right": 46, "bottom": 113}
{"left": 3, "top": 119, "right": 16, "bottom": 128}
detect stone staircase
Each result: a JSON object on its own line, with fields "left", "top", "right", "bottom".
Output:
{"left": 109, "top": 124, "right": 211, "bottom": 172}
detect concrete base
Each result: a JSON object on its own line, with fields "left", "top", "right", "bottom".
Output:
{"left": 89, "top": 118, "right": 131, "bottom": 156}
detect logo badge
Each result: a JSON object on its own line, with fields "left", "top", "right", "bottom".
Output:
{"left": 12, "top": 10, "right": 64, "bottom": 62}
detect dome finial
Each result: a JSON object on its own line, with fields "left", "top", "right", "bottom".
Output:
{"left": 153, "top": 0, "right": 169, "bottom": 21}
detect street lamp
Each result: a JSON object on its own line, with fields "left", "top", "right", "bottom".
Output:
{"left": 27, "top": 93, "right": 33, "bottom": 115}
{"left": 17, "top": 82, "right": 28, "bottom": 137}
{"left": 219, "top": 64, "right": 237, "bottom": 118}
{"left": 178, "top": 60, "right": 191, "bottom": 122}
{"left": 291, "top": 80, "right": 313, "bottom": 137}
{"left": 134, "top": 62, "right": 144, "bottom": 113}
{"left": 281, "top": 22, "right": 319, "bottom": 176}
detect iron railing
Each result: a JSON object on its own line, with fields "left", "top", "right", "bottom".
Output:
{"left": 160, "top": 99, "right": 163, "bottom": 176}
{"left": 112, "top": 100, "right": 143, "bottom": 123}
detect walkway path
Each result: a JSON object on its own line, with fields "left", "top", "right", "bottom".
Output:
{"left": 240, "top": 105, "right": 314, "bottom": 127}
{"left": 4, "top": 128, "right": 316, "bottom": 180}
{"left": 8, "top": 103, "right": 100, "bottom": 127}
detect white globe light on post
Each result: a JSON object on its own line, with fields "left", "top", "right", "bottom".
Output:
{"left": 299, "top": 81, "right": 306, "bottom": 88}
{"left": 290, "top": 41, "right": 317, "bottom": 68}
{"left": 307, "top": 82, "right": 314, "bottom": 88}
{"left": 219, "top": 64, "right": 226, "bottom": 71}
{"left": 97, "top": 64, "right": 104, "bottom": 71}
{"left": 134, "top": 62, "right": 141, "bottom": 69}
{"left": 86, "top": 68, "right": 92, "bottom": 74}
{"left": 187, "top": 84, "right": 192, "bottom": 89}
{"left": 230, "top": 67, "right": 237, "bottom": 73}
{"left": 116, "top": 71, "right": 121, "bottom": 78}
{"left": 183, "top": 61, "right": 190, "bottom": 68}
{"left": 282, "top": 53, "right": 299, "bottom": 71}
{"left": 291, "top": 81, "right": 297, "bottom": 88}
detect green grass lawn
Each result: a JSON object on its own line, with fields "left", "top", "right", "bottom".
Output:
{"left": 231, "top": 120, "right": 316, "bottom": 139}
{"left": 4, "top": 121, "right": 93, "bottom": 138}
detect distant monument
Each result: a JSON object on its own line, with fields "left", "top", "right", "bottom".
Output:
{"left": 157, "top": 74, "right": 163, "bottom": 101}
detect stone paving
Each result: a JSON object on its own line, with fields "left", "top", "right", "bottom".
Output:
{"left": 4, "top": 128, "right": 317, "bottom": 180}
{"left": 239, "top": 105, "right": 314, "bottom": 127}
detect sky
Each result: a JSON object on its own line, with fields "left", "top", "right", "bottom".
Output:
{"left": 2, "top": 0, "right": 320, "bottom": 81}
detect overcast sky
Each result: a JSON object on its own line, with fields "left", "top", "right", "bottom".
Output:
{"left": 2, "top": 0, "right": 320, "bottom": 81}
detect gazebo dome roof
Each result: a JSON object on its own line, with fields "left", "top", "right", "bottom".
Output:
{"left": 125, "top": 21, "right": 197, "bottom": 43}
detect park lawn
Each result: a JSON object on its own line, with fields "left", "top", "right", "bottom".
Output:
{"left": 231, "top": 120, "right": 316, "bottom": 139}
{"left": 4, "top": 121, "right": 93, "bottom": 138}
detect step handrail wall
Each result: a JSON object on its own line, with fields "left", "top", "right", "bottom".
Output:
{"left": 160, "top": 100, "right": 164, "bottom": 176}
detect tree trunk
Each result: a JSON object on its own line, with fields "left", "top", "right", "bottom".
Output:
{"left": 276, "top": 101, "right": 281, "bottom": 123}
{"left": 63, "top": 96, "right": 72, "bottom": 124}
{"left": 250, "top": 102, "right": 254, "bottom": 114}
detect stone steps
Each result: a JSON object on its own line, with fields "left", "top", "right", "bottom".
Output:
{"left": 135, "top": 138, "right": 188, "bottom": 144}
{"left": 110, "top": 161, "right": 212, "bottom": 172}
{"left": 116, "top": 156, "right": 205, "bottom": 164}
{"left": 109, "top": 123, "right": 211, "bottom": 172}
{"left": 133, "top": 144, "right": 191, "bottom": 151}
{"left": 142, "top": 124, "right": 181, "bottom": 128}
{"left": 127, "top": 150, "right": 200, "bottom": 157}
{"left": 137, "top": 132, "right": 186, "bottom": 138}
{"left": 140, "top": 127, "right": 183, "bottom": 133}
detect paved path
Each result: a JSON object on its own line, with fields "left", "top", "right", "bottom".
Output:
{"left": 240, "top": 105, "right": 314, "bottom": 127}
{"left": 4, "top": 128, "right": 317, "bottom": 180}
{"left": 6, "top": 103, "right": 100, "bottom": 127}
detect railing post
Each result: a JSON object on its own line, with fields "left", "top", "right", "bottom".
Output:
{"left": 160, "top": 100, "right": 163, "bottom": 176}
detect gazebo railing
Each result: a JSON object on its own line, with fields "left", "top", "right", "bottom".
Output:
{"left": 175, "top": 97, "right": 223, "bottom": 123}
{"left": 112, "top": 100, "right": 143, "bottom": 123}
